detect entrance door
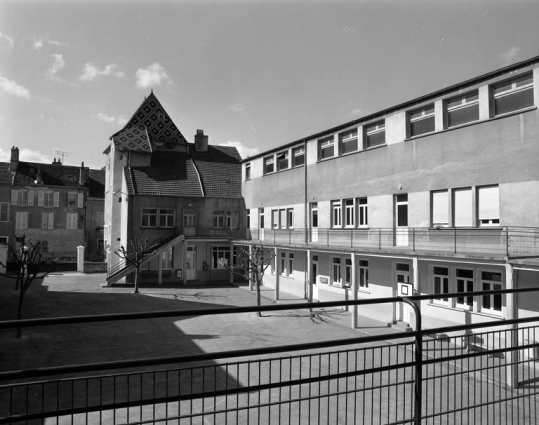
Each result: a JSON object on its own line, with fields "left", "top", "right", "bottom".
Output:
{"left": 186, "top": 246, "right": 196, "bottom": 280}
{"left": 310, "top": 203, "right": 318, "bottom": 243}
{"left": 395, "top": 194, "right": 409, "bottom": 246}
{"left": 312, "top": 255, "right": 319, "bottom": 300}
{"left": 395, "top": 263, "right": 411, "bottom": 321}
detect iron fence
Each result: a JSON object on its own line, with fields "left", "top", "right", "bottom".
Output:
{"left": 1, "top": 292, "right": 539, "bottom": 424}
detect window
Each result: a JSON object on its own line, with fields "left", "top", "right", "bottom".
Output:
{"left": 66, "top": 213, "right": 77, "bottom": 230}
{"left": 332, "top": 258, "right": 341, "bottom": 286}
{"left": 16, "top": 212, "right": 28, "bottom": 229}
{"left": 292, "top": 146, "right": 305, "bottom": 167}
{"left": 245, "top": 163, "right": 251, "bottom": 180}
{"left": 184, "top": 212, "right": 196, "bottom": 227}
{"left": 0, "top": 203, "right": 9, "bottom": 222}
{"left": 319, "top": 137, "right": 334, "bottom": 160}
{"left": 67, "top": 192, "right": 78, "bottom": 207}
{"left": 493, "top": 73, "right": 534, "bottom": 116}
{"left": 213, "top": 211, "right": 224, "bottom": 227}
{"left": 331, "top": 201, "right": 342, "bottom": 227}
{"left": 364, "top": 121, "right": 386, "bottom": 148}
{"left": 409, "top": 105, "right": 435, "bottom": 137}
{"left": 92, "top": 212, "right": 104, "bottom": 230}
{"left": 161, "top": 247, "right": 173, "bottom": 269}
{"left": 478, "top": 185, "right": 499, "bottom": 226}
{"left": 343, "top": 258, "right": 352, "bottom": 288}
{"left": 310, "top": 203, "right": 318, "bottom": 228}
{"left": 357, "top": 198, "right": 368, "bottom": 227}
{"left": 41, "top": 212, "right": 54, "bottom": 230}
{"left": 446, "top": 91, "right": 479, "bottom": 127}
{"left": 287, "top": 208, "right": 294, "bottom": 228}
{"left": 344, "top": 199, "right": 354, "bottom": 227}
{"left": 226, "top": 211, "right": 238, "bottom": 228}
{"left": 142, "top": 208, "right": 157, "bottom": 227}
{"left": 259, "top": 208, "right": 265, "bottom": 228}
{"left": 277, "top": 151, "right": 289, "bottom": 171}
{"left": 212, "top": 246, "right": 230, "bottom": 269}
{"left": 246, "top": 209, "right": 251, "bottom": 229}
{"left": 272, "top": 210, "right": 279, "bottom": 229}
{"left": 456, "top": 269, "right": 474, "bottom": 309}
{"left": 339, "top": 130, "right": 358, "bottom": 154}
{"left": 481, "top": 271, "right": 502, "bottom": 313}
{"left": 159, "top": 209, "right": 175, "bottom": 227}
{"left": 280, "top": 252, "right": 286, "bottom": 276}
{"left": 453, "top": 188, "right": 472, "bottom": 227}
{"left": 264, "top": 156, "right": 275, "bottom": 174}
{"left": 358, "top": 260, "right": 369, "bottom": 289}
{"left": 279, "top": 209, "right": 287, "bottom": 229}
{"left": 433, "top": 266, "right": 449, "bottom": 303}
{"left": 11, "top": 190, "right": 32, "bottom": 206}
{"left": 432, "top": 190, "right": 449, "bottom": 227}
{"left": 0, "top": 236, "right": 8, "bottom": 244}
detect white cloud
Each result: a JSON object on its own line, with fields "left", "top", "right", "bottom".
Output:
{"left": 0, "top": 148, "right": 52, "bottom": 164}
{"left": 219, "top": 141, "right": 259, "bottom": 159}
{"left": 96, "top": 112, "right": 128, "bottom": 126}
{"left": 47, "top": 53, "right": 66, "bottom": 78}
{"left": 227, "top": 103, "right": 246, "bottom": 112}
{"left": 0, "top": 32, "right": 14, "bottom": 49}
{"left": 0, "top": 74, "right": 30, "bottom": 99}
{"left": 80, "top": 63, "right": 125, "bottom": 82}
{"left": 348, "top": 107, "right": 364, "bottom": 117}
{"left": 135, "top": 63, "right": 173, "bottom": 89}
{"left": 33, "top": 37, "right": 68, "bottom": 50}
{"left": 498, "top": 47, "right": 521, "bottom": 66}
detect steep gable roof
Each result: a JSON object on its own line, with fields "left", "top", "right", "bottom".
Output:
{"left": 13, "top": 161, "right": 87, "bottom": 187}
{"left": 0, "top": 163, "right": 11, "bottom": 185}
{"left": 111, "top": 92, "right": 188, "bottom": 152}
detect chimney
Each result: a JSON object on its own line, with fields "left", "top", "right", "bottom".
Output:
{"left": 79, "top": 162, "right": 85, "bottom": 186}
{"left": 36, "top": 167, "right": 43, "bottom": 185}
{"left": 10, "top": 147, "right": 19, "bottom": 172}
{"left": 194, "top": 129, "right": 208, "bottom": 152}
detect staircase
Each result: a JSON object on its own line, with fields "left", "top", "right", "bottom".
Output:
{"left": 106, "top": 229, "right": 184, "bottom": 286}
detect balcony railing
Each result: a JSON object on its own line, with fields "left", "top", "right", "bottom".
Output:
{"left": 242, "top": 226, "right": 539, "bottom": 258}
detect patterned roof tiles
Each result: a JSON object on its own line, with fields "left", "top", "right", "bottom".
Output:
{"left": 112, "top": 125, "right": 152, "bottom": 153}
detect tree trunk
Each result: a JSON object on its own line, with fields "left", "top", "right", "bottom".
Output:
{"left": 255, "top": 271, "right": 262, "bottom": 317}
{"left": 134, "top": 266, "right": 140, "bottom": 294}
{"left": 16, "top": 276, "right": 26, "bottom": 338}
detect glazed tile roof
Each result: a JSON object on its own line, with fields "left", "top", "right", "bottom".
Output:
{"left": 0, "top": 163, "right": 11, "bottom": 185}
{"left": 111, "top": 92, "right": 188, "bottom": 152}
{"left": 126, "top": 146, "right": 242, "bottom": 198}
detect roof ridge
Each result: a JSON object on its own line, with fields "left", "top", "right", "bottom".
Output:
{"left": 188, "top": 154, "right": 206, "bottom": 197}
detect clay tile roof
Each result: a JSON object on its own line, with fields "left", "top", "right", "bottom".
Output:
{"left": 0, "top": 163, "right": 11, "bottom": 185}
{"left": 13, "top": 162, "right": 86, "bottom": 187}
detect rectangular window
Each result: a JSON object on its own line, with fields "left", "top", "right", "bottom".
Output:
{"left": 332, "top": 200, "right": 342, "bottom": 227}
{"left": 344, "top": 199, "right": 354, "bottom": 227}
{"left": 277, "top": 151, "right": 289, "bottom": 171}
{"left": 245, "top": 163, "right": 251, "bottom": 180}
{"left": 433, "top": 266, "right": 449, "bottom": 303}
{"left": 212, "top": 246, "right": 230, "bottom": 269}
{"left": 41, "top": 212, "right": 54, "bottom": 230}
{"left": 287, "top": 208, "right": 294, "bottom": 229}
{"left": 183, "top": 212, "right": 196, "bottom": 227}
{"left": 409, "top": 105, "right": 435, "bottom": 137}
{"left": 213, "top": 211, "right": 224, "bottom": 227}
{"left": 43, "top": 192, "right": 55, "bottom": 208}
{"left": 67, "top": 192, "right": 78, "bottom": 207}
{"left": 432, "top": 190, "right": 449, "bottom": 227}
{"left": 481, "top": 271, "right": 502, "bottom": 313}
{"left": 454, "top": 188, "right": 472, "bottom": 227}
{"left": 292, "top": 146, "right": 305, "bottom": 167}
{"left": 0, "top": 202, "right": 9, "bottom": 222}
{"left": 161, "top": 247, "right": 173, "bottom": 270}
{"left": 0, "top": 237, "right": 8, "bottom": 244}
{"left": 339, "top": 130, "right": 358, "bottom": 154}
{"left": 332, "top": 258, "right": 341, "bottom": 286}
{"left": 259, "top": 208, "right": 265, "bottom": 228}
{"left": 264, "top": 156, "right": 275, "bottom": 174}
{"left": 357, "top": 198, "right": 368, "bottom": 227}
{"left": 364, "top": 121, "right": 386, "bottom": 148}
{"left": 493, "top": 73, "right": 534, "bottom": 116}
{"left": 280, "top": 252, "right": 286, "bottom": 276}
{"left": 142, "top": 208, "right": 157, "bottom": 227}
{"left": 13, "top": 190, "right": 29, "bottom": 206}
{"left": 226, "top": 211, "right": 238, "bottom": 228}
{"left": 478, "top": 185, "right": 499, "bottom": 226}
{"left": 279, "top": 209, "right": 286, "bottom": 229}
{"left": 319, "top": 137, "right": 334, "bottom": 160}
{"left": 359, "top": 260, "right": 369, "bottom": 288}
{"left": 343, "top": 258, "right": 352, "bottom": 288}
{"left": 246, "top": 209, "right": 250, "bottom": 229}
{"left": 16, "top": 212, "right": 28, "bottom": 229}
{"left": 288, "top": 253, "right": 294, "bottom": 278}
{"left": 159, "top": 209, "right": 175, "bottom": 227}
{"left": 311, "top": 203, "right": 318, "bottom": 228}
{"left": 66, "top": 213, "right": 77, "bottom": 230}
{"left": 272, "top": 210, "right": 279, "bottom": 229}
{"left": 456, "top": 269, "right": 474, "bottom": 309}
{"left": 446, "top": 91, "right": 479, "bottom": 127}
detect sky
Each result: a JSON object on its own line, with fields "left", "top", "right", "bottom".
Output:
{"left": 0, "top": 0, "right": 538, "bottom": 170}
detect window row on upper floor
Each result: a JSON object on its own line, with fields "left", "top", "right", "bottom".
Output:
{"left": 13, "top": 211, "right": 81, "bottom": 230}
{"left": 140, "top": 208, "right": 239, "bottom": 229}
{"left": 247, "top": 72, "right": 535, "bottom": 178}
{"left": 10, "top": 190, "right": 84, "bottom": 208}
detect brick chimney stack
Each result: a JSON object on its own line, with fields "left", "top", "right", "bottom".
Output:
{"left": 194, "top": 129, "right": 208, "bottom": 152}
{"left": 10, "top": 146, "right": 19, "bottom": 172}
{"left": 79, "top": 162, "right": 85, "bottom": 186}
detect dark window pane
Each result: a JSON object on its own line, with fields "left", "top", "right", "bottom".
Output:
{"left": 410, "top": 116, "right": 435, "bottom": 136}
{"left": 366, "top": 131, "right": 385, "bottom": 148}
{"left": 457, "top": 269, "right": 474, "bottom": 279}
{"left": 320, "top": 145, "right": 334, "bottom": 159}
{"left": 448, "top": 104, "right": 479, "bottom": 127}
{"left": 495, "top": 88, "right": 534, "bottom": 115}
{"left": 434, "top": 267, "right": 449, "bottom": 275}
{"left": 341, "top": 138, "right": 358, "bottom": 154}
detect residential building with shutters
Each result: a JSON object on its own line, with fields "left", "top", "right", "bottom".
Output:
{"left": 0, "top": 148, "right": 106, "bottom": 262}
{"left": 103, "top": 92, "right": 244, "bottom": 286}
{"left": 238, "top": 55, "right": 539, "bottom": 339}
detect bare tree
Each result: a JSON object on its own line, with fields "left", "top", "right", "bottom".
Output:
{"left": 115, "top": 238, "right": 152, "bottom": 294}
{"left": 0, "top": 236, "right": 55, "bottom": 338}
{"left": 227, "top": 245, "right": 275, "bottom": 317}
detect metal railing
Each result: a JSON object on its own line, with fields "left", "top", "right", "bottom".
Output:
{"left": 244, "top": 226, "right": 539, "bottom": 258}
{"left": 1, "top": 288, "right": 539, "bottom": 424}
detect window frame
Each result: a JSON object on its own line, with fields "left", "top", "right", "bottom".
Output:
{"left": 331, "top": 200, "right": 342, "bottom": 228}
{"left": 318, "top": 136, "right": 335, "bottom": 160}
{"left": 332, "top": 257, "right": 342, "bottom": 286}
{"left": 41, "top": 212, "right": 54, "bottom": 230}
{"left": 408, "top": 104, "right": 435, "bottom": 137}
{"left": 292, "top": 146, "right": 305, "bottom": 167}
{"left": 344, "top": 199, "right": 354, "bottom": 228}
{"left": 358, "top": 260, "right": 369, "bottom": 290}
{"left": 141, "top": 208, "right": 158, "bottom": 228}
{"left": 263, "top": 156, "right": 275, "bottom": 175}
{"left": 445, "top": 91, "right": 479, "bottom": 128}
{"left": 479, "top": 270, "right": 503, "bottom": 315}
{"left": 66, "top": 213, "right": 78, "bottom": 230}
{"left": 364, "top": 120, "right": 386, "bottom": 149}
{"left": 357, "top": 197, "right": 368, "bottom": 227}
{"left": 212, "top": 246, "right": 231, "bottom": 269}
{"left": 339, "top": 129, "right": 358, "bottom": 155}
{"left": 276, "top": 151, "right": 289, "bottom": 171}
{"left": 455, "top": 268, "right": 474, "bottom": 310}
{"left": 477, "top": 185, "right": 500, "bottom": 227}
{"left": 432, "top": 265, "right": 450, "bottom": 305}
{"left": 213, "top": 211, "right": 225, "bottom": 228}
{"left": 431, "top": 190, "right": 449, "bottom": 227}
{"left": 0, "top": 202, "right": 9, "bottom": 222}
{"left": 159, "top": 209, "right": 175, "bottom": 228}
{"left": 492, "top": 73, "right": 534, "bottom": 117}
{"left": 245, "top": 163, "right": 251, "bottom": 180}
{"left": 15, "top": 212, "right": 28, "bottom": 229}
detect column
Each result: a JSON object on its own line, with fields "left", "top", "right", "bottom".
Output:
{"left": 230, "top": 242, "right": 234, "bottom": 284}
{"left": 77, "top": 245, "right": 85, "bottom": 273}
{"left": 274, "top": 247, "right": 279, "bottom": 301}
{"left": 307, "top": 249, "right": 312, "bottom": 303}
{"left": 248, "top": 245, "right": 254, "bottom": 291}
{"left": 410, "top": 256, "right": 419, "bottom": 327}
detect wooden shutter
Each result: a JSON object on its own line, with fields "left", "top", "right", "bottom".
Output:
{"left": 38, "top": 191, "right": 44, "bottom": 207}
{"left": 78, "top": 193, "right": 84, "bottom": 208}
{"left": 53, "top": 192, "right": 59, "bottom": 207}
{"left": 11, "top": 190, "right": 17, "bottom": 205}
{"left": 28, "top": 191, "right": 34, "bottom": 206}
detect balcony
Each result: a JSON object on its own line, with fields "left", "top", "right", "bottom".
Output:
{"left": 240, "top": 226, "right": 539, "bottom": 259}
